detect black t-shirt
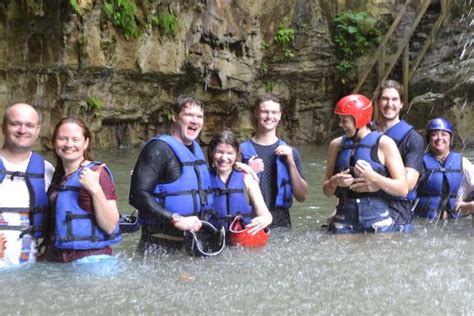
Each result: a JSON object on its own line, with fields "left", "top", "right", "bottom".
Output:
{"left": 247, "top": 139, "right": 305, "bottom": 210}
{"left": 398, "top": 128, "right": 425, "bottom": 174}
{"left": 387, "top": 128, "right": 425, "bottom": 223}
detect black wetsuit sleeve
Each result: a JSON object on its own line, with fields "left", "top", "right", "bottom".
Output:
{"left": 403, "top": 130, "right": 425, "bottom": 174}
{"left": 129, "top": 140, "right": 181, "bottom": 222}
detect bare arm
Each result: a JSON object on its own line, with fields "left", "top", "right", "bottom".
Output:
{"left": 322, "top": 137, "right": 354, "bottom": 196}
{"left": 456, "top": 157, "right": 474, "bottom": 215}
{"left": 243, "top": 172, "right": 272, "bottom": 234}
{"left": 354, "top": 136, "right": 408, "bottom": 197}
{"left": 405, "top": 167, "right": 420, "bottom": 191}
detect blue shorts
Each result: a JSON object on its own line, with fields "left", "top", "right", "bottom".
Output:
{"left": 330, "top": 197, "right": 405, "bottom": 234}
{"left": 70, "top": 255, "right": 120, "bottom": 276}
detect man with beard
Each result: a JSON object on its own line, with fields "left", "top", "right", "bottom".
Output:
{"left": 350, "top": 80, "right": 425, "bottom": 230}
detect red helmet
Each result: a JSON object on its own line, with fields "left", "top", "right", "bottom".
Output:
{"left": 229, "top": 216, "right": 270, "bottom": 247}
{"left": 335, "top": 94, "right": 373, "bottom": 128}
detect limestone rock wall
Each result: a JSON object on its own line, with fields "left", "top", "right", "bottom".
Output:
{"left": 0, "top": 0, "right": 337, "bottom": 149}
{"left": 1, "top": 0, "right": 471, "bottom": 149}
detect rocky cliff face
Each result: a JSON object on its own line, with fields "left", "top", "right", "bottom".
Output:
{"left": 0, "top": 0, "right": 471, "bottom": 149}
{"left": 0, "top": 0, "right": 337, "bottom": 149}
{"left": 407, "top": 0, "right": 473, "bottom": 148}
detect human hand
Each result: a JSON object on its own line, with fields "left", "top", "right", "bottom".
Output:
{"left": 172, "top": 216, "right": 202, "bottom": 232}
{"left": 235, "top": 161, "right": 259, "bottom": 182}
{"left": 349, "top": 178, "right": 380, "bottom": 193}
{"left": 275, "top": 145, "right": 294, "bottom": 163}
{"left": 349, "top": 160, "right": 380, "bottom": 193}
{"left": 456, "top": 201, "right": 474, "bottom": 215}
{"left": 0, "top": 233, "right": 6, "bottom": 258}
{"left": 79, "top": 164, "right": 104, "bottom": 194}
{"left": 246, "top": 215, "right": 272, "bottom": 235}
{"left": 353, "top": 159, "right": 375, "bottom": 179}
{"left": 247, "top": 155, "right": 264, "bottom": 174}
{"left": 332, "top": 169, "right": 354, "bottom": 188}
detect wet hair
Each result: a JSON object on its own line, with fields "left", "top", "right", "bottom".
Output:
{"left": 207, "top": 130, "right": 241, "bottom": 165}
{"left": 374, "top": 80, "right": 404, "bottom": 104}
{"left": 172, "top": 95, "right": 204, "bottom": 115}
{"left": 254, "top": 93, "right": 282, "bottom": 112}
{"left": 3, "top": 103, "right": 43, "bottom": 126}
{"left": 51, "top": 116, "right": 94, "bottom": 182}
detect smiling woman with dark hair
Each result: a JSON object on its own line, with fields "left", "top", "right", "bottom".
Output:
{"left": 415, "top": 117, "right": 474, "bottom": 220}
{"left": 207, "top": 130, "right": 272, "bottom": 243}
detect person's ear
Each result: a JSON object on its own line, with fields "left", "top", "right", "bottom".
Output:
{"left": 35, "top": 124, "right": 41, "bottom": 138}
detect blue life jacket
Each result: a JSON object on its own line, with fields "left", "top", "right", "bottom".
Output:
{"left": 0, "top": 152, "right": 48, "bottom": 238}
{"left": 54, "top": 162, "right": 122, "bottom": 249}
{"left": 335, "top": 131, "right": 387, "bottom": 199}
{"left": 240, "top": 139, "right": 293, "bottom": 209}
{"left": 415, "top": 152, "right": 463, "bottom": 219}
{"left": 384, "top": 120, "right": 417, "bottom": 202}
{"left": 151, "top": 135, "right": 213, "bottom": 218}
{"left": 209, "top": 169, "right": 253, "bottom": 229}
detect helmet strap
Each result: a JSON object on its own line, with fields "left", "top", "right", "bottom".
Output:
{"left": 350, "top": 128, "right": 360, "bottom": 140}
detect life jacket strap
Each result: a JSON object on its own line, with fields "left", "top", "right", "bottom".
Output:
{"left": 61, "top": 211, "right": 120, "bottom": 243}
{"left": 212, "top": 188, "right": 243, "bottom": 196}
{"left": 0, "top": 170, "right": 44, "bottom": 181}
{"left": 57, "top": 185, "right": 81, "bottom": 192}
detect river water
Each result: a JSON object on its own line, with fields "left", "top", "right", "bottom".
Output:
{"left": 1, "top": 145, "right": 472, "bottom": 315}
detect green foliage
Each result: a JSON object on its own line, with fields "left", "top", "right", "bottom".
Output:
{"left": 151, "top": 11, "right": 179, "bottom": 37}
{"left": 274, "top": 18, "right": 295, "bottom": 59}
{"left": 69, "top": 0, "right": 79, "bottom": 14}
{"left": 282, "top": 48, "right": 294, "bottom": 59}
{"left": 161, "top": 106, "right": 174, "bottom": 122}
{"left": 69, "top": 0, "right": 82, "bottom": 15}
{"left": 334, "top": 11, "right": 383, "bottom": 82}
{"left": 87, "top": 96, "right": 102, "bottom": 111}
{"left": 261, "top": 41, "right": 269, "bottom": 50}
{"left": 265, "top": 80, "right": 273, "bottom": 93}
{"left": 260, "top": 63, "right": 268, "bottom": 75}
{"left": 103, "top": 0, "right": 141, "bottom": 40}
{"left": 275, "top": 24, "right": 295, "bottom": 46}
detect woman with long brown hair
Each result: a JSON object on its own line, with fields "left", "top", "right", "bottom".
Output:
{"left": 41, "top": 117, "right": 121, "bottom": 263}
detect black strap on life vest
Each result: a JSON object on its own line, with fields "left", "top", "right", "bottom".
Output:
{"left": 212, "top": 188, "right": 243, "bottom": 196}
{"left": 0, "top": 170, "right": 44, "bottom": 181}
{"left": 61, "top": 211, "right": 120, "bottom": 242}
{"left": 0, "top": 207, "right": 46, "bottom": 235}
{"left": 56, "top": 185, "right": 81, "bottom": 192}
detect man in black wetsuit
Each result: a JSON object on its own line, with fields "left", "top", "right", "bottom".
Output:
{"left": 350, "top": 80, "right": 425, "bottom": 229}
{"left": 240, "top": 93, "right": 308, "bottom": 228}
{"left": 129, "top": 95, "right": 211, "bottom": 253}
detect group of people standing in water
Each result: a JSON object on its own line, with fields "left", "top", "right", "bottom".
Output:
{"left": 324, "top": 80, "right": 474, "bottom": 233}
{"left": 0, "top": 79, "right": 472, "bottom": 268}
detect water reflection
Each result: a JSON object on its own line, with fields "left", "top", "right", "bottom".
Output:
{"left": 0, "top": 145, "right": 472, "bottom": 314}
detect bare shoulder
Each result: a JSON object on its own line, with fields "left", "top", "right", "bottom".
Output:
{"left": 243, "top": 171, "right": 258, "bottom": 188}
{"left": 379, "top": 135, "right": 398, "bottom": 149}
{"left": 328, "top": 136, "right": 343, "bottom": 150}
